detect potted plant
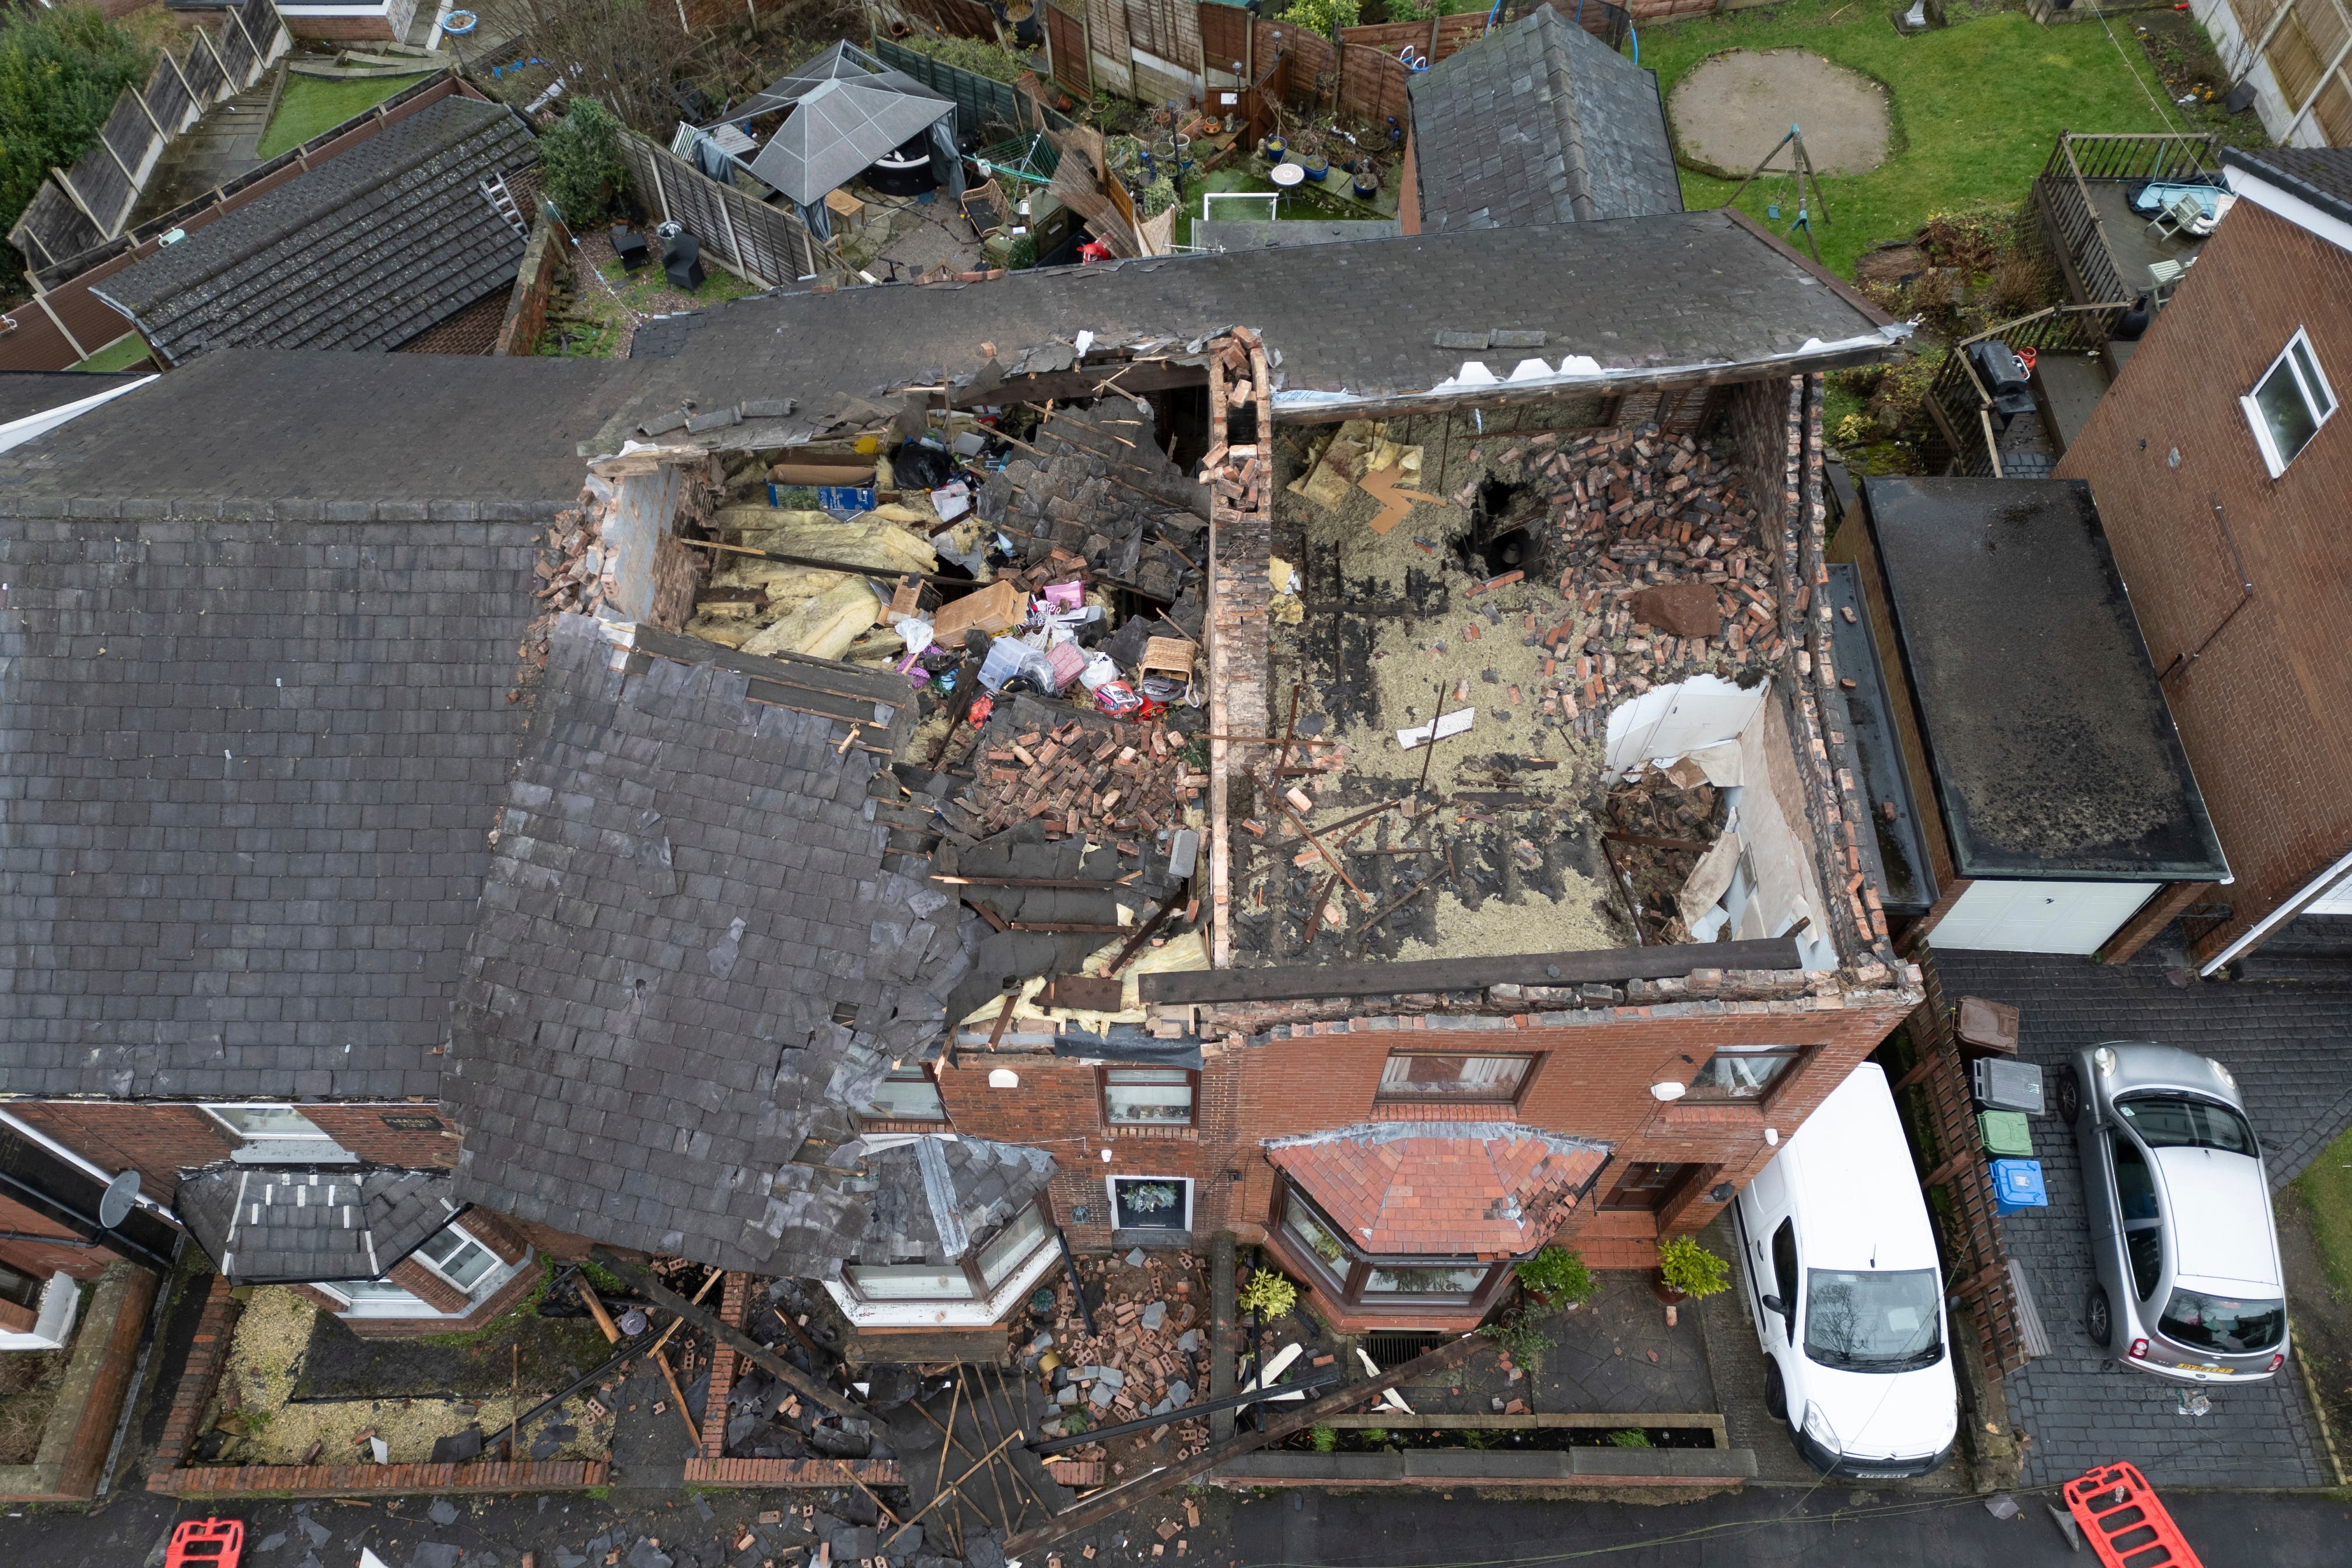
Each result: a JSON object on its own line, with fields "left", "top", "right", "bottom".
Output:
{"left": 1350, "top": 161, "right": 1380, "bottom": 201}
{"left": 1654, "top": 1236, "right": 1731, "bottom": 1312}
{"left": 1238, "top": 1267, "right": 1298, "bottom": 1321}
{"left": 1513, "top": 1244, "right": 1597, "bottom": 1310}
{"left": 1264, "top": 132, "right": 1289, "bottom": 162}
{"left": 1303, "top": 151, "right": 1330, "bottom": 182}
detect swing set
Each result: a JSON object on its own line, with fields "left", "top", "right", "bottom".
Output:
{"left": 1725, "top": 123, "right": 1831, "bottom": 264}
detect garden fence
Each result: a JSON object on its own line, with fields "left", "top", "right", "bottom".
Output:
{"left": 1918, "top": 303, "right": 2130, "bottom": 478}
{"left": 8, "top": 0, "right": 289, "bottom": 275}
{"left": 874, "top": 37, "right": 1074, "bottom": 138}
{"left": 616, "top": 125, "right": 836, "bottom": 287}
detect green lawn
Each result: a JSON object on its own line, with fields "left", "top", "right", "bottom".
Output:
{"left": 1642, "top": 0, "right": 2183, "bottom": 278}
{"left": 2297, "top": 1124, "right": 2352, "bottom": 1298}
{"left": 257, "top": 72, "right": 433, "bottom": 160}
{"left": 69, "top": 333, "right": 155, "bottom": 372}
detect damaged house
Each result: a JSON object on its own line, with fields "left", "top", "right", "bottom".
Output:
{"left": 1, "top": 206, "right": 1931, "bottom": 1385}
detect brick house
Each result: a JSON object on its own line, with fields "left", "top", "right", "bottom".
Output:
{"left": 6, "top": 214, "right": 1928, "bottom": 1356}
{"left": 2050, "top": 147, "right": 2352, "bottom": 974}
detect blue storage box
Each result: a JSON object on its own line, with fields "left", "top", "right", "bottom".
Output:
{"left": 1991, "top": 1157, "right": 2047, "bottom": 1215}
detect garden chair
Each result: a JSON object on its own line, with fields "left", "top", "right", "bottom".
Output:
{"left": 2146, "top": 191, "right": 2207, "bottom": 242}
{"left": 2187, "top": 191, "right": 2237, "bottom": 237}
{"left": 2147, "top": 256, "right": 2194, "bottom": 299}
{"left": 961, "top": 177, "right": 1009, "bottom": 244}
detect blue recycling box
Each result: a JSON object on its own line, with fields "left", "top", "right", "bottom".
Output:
{"left": 1990, "top": 1157, "right": 2047, "bottom": 1216}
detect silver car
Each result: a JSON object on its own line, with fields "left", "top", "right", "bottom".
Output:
{"left": 2054, "top": 1041, "right": 2288, "bottom": 1384}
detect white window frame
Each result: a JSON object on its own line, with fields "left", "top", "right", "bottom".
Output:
{"left": 202, "top": 1104, "right": 357, "bottom": 1164}
{"left": 1105, "top": 1174, "right": 1194, "bottom": 1234}
{"left": 2241, "top": 327, "right": 2337, "bottom": 477}
{"left": 411, "top": 1223, "right": 501, "bottom": 1293}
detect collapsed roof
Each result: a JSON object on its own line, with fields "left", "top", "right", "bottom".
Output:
{"left": 1409, "top": 6, "right": 1682, "bottom": 231}
{"left": 175, "top": 1167, "right": 459, "bottom": 1286}
{"left": 442, "top": 615, "right": 978, "bottom": 1275}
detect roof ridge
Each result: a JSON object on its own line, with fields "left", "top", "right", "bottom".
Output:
{"left": 1539, "top": 23, "right": 1597, "bottom": 223}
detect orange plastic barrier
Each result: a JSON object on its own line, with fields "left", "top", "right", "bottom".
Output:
{"left": 164, "top": 1518, "right": 244, "bottom": 1568}
{"left": 2064, "top": 1462, "right": 2204, "bottom": 1568}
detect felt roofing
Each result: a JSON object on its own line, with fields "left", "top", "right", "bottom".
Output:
{"left": 176, "top": 1166, "right": 459, "bottom": 1285}
{"left": 846, "top": 1135, "right": 1056, "bottom": 1268}
{"left": 2224, "top": 145, "right": 2352, "bottom": 228}
{"left": 1859, "top": 476, "right": 2230, "bottom": 882}
{"left": 606, "top": 209, "right": 1898, "bottom": 439}
{"left": 1408, "top": 7, "right": 1681, "bottom": 231}
{"left": 93, "top": 97, "right": 537, "bottom": 365}
{"left": 1267, "top": 1122, "right": 1611, "bottom": 1256}
{"left": 442, "top": 614, "right": 983, "bottom": 1277}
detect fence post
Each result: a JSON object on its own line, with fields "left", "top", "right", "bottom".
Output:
{"left": 195, "top": 27, "right": 233, "bottom": 100}
{"left": 225, "top": 3, "right": 265, "bottom": 83}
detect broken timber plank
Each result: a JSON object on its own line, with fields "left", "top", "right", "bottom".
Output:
{"left": 1138, "top": 937, "right": 1804, "bottom": 1005}
{"left": 590, "top": 1249, "right": 862, "bottom": 1420}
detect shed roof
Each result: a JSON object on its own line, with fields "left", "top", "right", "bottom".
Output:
{"left": 1266, "top": 1122, "right": 1609, "bottom": 1256}
{"left": 93, "top": 97, "right": 536, "bottom": 365}
{"left": 1860, "top": 476, "right": 2229, "bottom": 882}
{"left": 441, "top": 615, "right": 979, "bottom": 1277}
{"left": 1408, "top": 6, "right": 1680, "bottom": 231}
{"left": 175, "top": 1166, "right": 459, "bottom": 1286}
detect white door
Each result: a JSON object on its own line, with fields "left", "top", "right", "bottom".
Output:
{"left": 1930, "top": 879, "right": 2160, "bottom": 955}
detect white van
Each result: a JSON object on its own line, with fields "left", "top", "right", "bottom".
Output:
{"left": 1730, "top": 1062, "right": 1958, "bottom": 1479}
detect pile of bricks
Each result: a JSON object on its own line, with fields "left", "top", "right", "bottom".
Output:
{"left": 1501, "top": 427, "right": 1780, "bottom": 740}
{"left": 1038, "top": 1253, "right": 1212, "bottom": 1463}
{"left": 971, "top": 719, "right": 1199, "bottom": 839}
{"left": 1603, "top": 768, "right": 1728, "bottom": 941}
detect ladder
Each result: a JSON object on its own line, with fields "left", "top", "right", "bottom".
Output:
{"left": 480, "top": 172, "right": 528, "bottom": 240}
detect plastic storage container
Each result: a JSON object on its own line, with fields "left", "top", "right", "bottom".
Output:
{"left": 1990, "top": 1157, "right": 2048, "bottom": 1216}
{"left": 1978, "top": 1110, "right": 2034, "bottom": 1159}
{"left": 1971, "top": 1056, "right": 2045, "bottom": 1116}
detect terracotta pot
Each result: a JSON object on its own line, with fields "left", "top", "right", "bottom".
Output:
{"left": 1650, "top": 1271, "right": 1688, "bottom": 1306}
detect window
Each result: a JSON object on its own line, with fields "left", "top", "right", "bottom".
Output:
{"left": 2112, "top": 1135, "right": 2165, "bottom": 1300}
{"left": 866, "top": 1067, "right": 947, "bottom": 1122}
{"left": 842, "top": 1199, "right": 1054, "bottom": 1302}
{"left": 2158, "top": 1288, "right": 2285, "bottom": 1354}
{"left": 1375, "top": 1052, "right": 1532, "bottom": 1102}
{"left": 1685, "top": 1045, "right": 1804, "bottom": 1102}
{"left": 975, "top": 1203, "right": 1050, "bottom": 1288}
{"left": 2242, "top": 328, "right": 2336, "bottom": 475}
{"left": 1102, "top": 1068, "right": 1195, "bottom": 1126}
{"left": 1109, "top": 1175, "right": 1192, "bottom": 1231}
{"left": 2117, "top": 1097, "right": 2256, "bottom": 1156}
{"left": 1769, "top": 1219, "right": 1800, "bottom": 1339}
{"left": 1266, "top": 1183, "right": 1509, "bottom": 1314}
{"left": 1802, "top": 1268, "right": 1944, "bottom": 1371}
{"left": 844, "top": 1264, "right": 974, "bottom": 1301}
{"left": 323, "top": 1279, "right": 428, "bottom": 1308}
{"left": 205, "top": 1104, "right": 354, "bottom": 1163}
{"left": 414, "top": 1225, "right": 498, "bottom": 1292}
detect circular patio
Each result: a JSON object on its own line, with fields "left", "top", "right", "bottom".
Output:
{"left": 1670, "top": 50, "right": 1892, "bottom": 178}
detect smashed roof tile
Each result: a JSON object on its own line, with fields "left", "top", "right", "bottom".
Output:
{"left": 176, "top": 1166, "right": 457, "bottom": 1285}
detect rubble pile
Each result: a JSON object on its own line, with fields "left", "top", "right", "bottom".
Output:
{"left": 719, "top": 1279, "right": 864, "bottom": 1463}
{"left": 978, "top": 402, "right": 1206, "bottom": 602}
{"left": 972, "top": 718, "right": 1203, "bottom": 839}
{"left": 1602, "top": 766, "right": 1728, "bottom": 943}
{"left": 1035, "top": 1251, "right": 1212, "bottom": 1463}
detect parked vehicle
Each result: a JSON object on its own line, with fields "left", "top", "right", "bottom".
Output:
{"left": 2055, "top": 1041, "right": 2288, "bottom": 1384}
{"left": 1730, "top": 1062, "right": 1957, "bottom": 1479}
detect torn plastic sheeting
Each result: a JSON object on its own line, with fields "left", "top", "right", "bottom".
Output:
{"left": 1604, "top": 674, "right": 1766, "bottom": 779}
{"left": 1052, "top": 1028, "right": 1203, "bottom": 1071}
{"left": 1397, "top": 708, "right": 1476, "bottom": 750}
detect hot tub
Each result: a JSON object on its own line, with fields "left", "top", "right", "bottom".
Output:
{"left": 864, "top": 134, "right": 938, "bottom": 197}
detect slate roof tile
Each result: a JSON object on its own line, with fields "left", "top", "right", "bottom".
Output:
{"left": 176, "top": 1164, "right": 459, "bottom": 1285}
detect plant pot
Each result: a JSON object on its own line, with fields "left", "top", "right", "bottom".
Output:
{"left": 1304, "top": 155, "right": 1330, "bottom": 181}
{"left": 1650, "top": 1272, "right": 1688, "bottom": 1306}
{"left": 1352, "top": 174, "right": 1379, "bottom": 201}
{"left": 1265, "top": 135, "right": 1288, "bottom": 161}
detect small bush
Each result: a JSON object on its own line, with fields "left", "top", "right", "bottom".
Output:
{"left": 1280, "top": 0, "right": 1360, "bottom": 34}
{"left": 894, "top": 33, "right": 1031, "bottom": 85}
{"left": 1513, "top": 1244, "right": 1597, "bottom": 1307}
{"left": 1478, "top": 1312, "right": 1555, "bottom": 1372}
{"left": 1309, "top": 1422, "right": 1338, "bottom": 1452}
{"left": 1357, "top": 1426, "right": 1389, "bottom": 1446}
{"left": 1238, "top": 1269, "right": 1298, "bottom": 1320}
{"left": 0, "top": 5, "right": 152, "bottom": 271}
{"left": 1607, "top": 1427, "right": 1654, "bottom": 1448}
{"left": 1137, "top": 174, "right": 1178, "bottom": 220}
{"left": 541, "top": 97, "right": 627, "bottom": 229}
{"left": 1917, "top": 202, "right": 2016, "bottom": 275}
{"left": 1656, "top": 1236, "right": 1731, "bottom": 1300}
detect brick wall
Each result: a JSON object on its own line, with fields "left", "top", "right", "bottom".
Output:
{"left": 302, "top": 1105, "right": 462, "bottom": 1168}
{"left": 698, "top": 1272, "right": 750, "bottom": 1458}
{"left": 0, "top": 1192, "right": 109, "bottom": 1282}
{"left": 324, "top": 1258, "right": 542, "bottom": 1340}
{"left": 495, "top": 216, "right": 566, "bottom": 356}
{"left": 2053, "top": 200, "right": 2352, "bottom": 965}
{"left": 152, "top": 1275, "right": 241, "bottom": 1477}
{"left": 388, "top": 1256, "right": 471, "bottom": 1314}
{"left": 0, "top": 1261, "right": 159, "bottom": 1502}
{"left": 940, "top": 987, "right": 1911, "bottom": 1262}
{"left": 9, "top": 1104, "right": 235, "bottom": 1202}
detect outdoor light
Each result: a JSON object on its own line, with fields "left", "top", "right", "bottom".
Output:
{"left": 1764, "top": 1127, "right": 1779, "bottom": 1146}
{"left": 1650, "top": 1080, "right": 1687, "bottom": 1102}
{"left": 1709, "top": 1183, "right": 1735, "bottom": 1204}
{"left": 988, "top": 1068, "right": 1020, "bottom": 1088}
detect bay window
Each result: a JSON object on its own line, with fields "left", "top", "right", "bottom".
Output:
{"left": 842, "top": 1199, "right": 1054, "bottom": 1302}
{"left": 865, "top": 1066, "right": 948, "bottom": 1122}
{"left": 1269, "top": 1184, "right": 1509, "bottom": 1310}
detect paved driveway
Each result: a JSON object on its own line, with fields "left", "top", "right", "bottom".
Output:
{"left": 1933, "top": 944, "right": 2352, "bottom": 1490}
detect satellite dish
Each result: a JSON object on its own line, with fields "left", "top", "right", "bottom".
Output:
{"left": 99, "top": 1170, "right": 141, "bottom": 1229}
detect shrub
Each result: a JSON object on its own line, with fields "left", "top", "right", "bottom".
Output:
{"left": 1917, "top": 202, "right": 2015, "bottom": 275}
{"left": 1607, "top": 1427, "right": 1653, "bottom": 1448}
{"left": 0, "top": 5, "right": 151, "bottom": 271}
{"left": 1137, "top": 174, "right": 1178, "bottom": 220}
{"left": 1357, "top": 1426, "right": 1389, "bottom": 1446}
{"left": 541, "top": 97, "right": 627, "bottom": 228}
{"left": 1281, "top": 0, "right": 1360, "bottom": 35}
{"left": 1238, "top": 1269, "right": 1297, "bottom": 1320}
{"left": 894, "top": 33, "right": 1031, "bottom": 85}
{"left": 1513, "top": 1245, "right": 1597, "bottom": 1307}
{"left": 1309, "top": 1422, "right": 1338, "bottom": 1452}
{"left": 1478, "top": 1312, "right": 1555, "bottom": 1371}
{"left": 1656, "top": 1236, "right": 1730, "bottom": 1300}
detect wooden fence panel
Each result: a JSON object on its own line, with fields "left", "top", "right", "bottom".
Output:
{"left": 180, "top": 39, "right": 225, "bottom": 104}
{"left": 617, "top": 127, "right": 820, "bottom": 286}
{"left": 1048, "top": 1, "right": 1091, "bottom": 94}
{"left": 1087, "top": 0, "right": 1136, "bottom": 97}
{"left": 1334, "top": 41, "right": 1408, "bottom": 131}
{"left": 146, "top": 53, "right": 196, "bottom": 136}
{"left": 1198, "top": 0, "right": 1248, "bottom": 76}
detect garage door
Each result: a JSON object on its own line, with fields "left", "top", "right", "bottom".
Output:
{"left": 1930, "top": 879, "right": 2160, "bottom": 955}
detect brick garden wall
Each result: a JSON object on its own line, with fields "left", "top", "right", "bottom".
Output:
{"left": 2053, "top": 200, "right": 2352, "bottom": 965}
